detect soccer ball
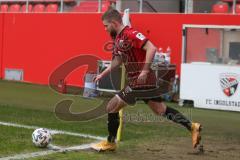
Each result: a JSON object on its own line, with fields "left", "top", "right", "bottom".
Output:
{"left": 32, "top": 128, "right": 52, "bottom": 148}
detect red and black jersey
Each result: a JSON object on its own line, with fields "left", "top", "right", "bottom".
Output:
{"left": 113, "top": 26, "right": 156, "bottom": 88}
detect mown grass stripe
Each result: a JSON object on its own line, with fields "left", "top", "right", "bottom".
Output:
{"left": 0, "top": 143, "right": 93, "bottom": 160}
{"left": 0, "top": 121, "right": 105, "bottom": 140}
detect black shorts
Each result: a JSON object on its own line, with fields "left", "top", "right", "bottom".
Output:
{"left": 117, "top": 85, "right": 163, "bottom": 106}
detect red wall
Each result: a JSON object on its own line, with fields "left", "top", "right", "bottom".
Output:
{"left": 0, "top": 14, "right": 4, "bottom": 79}
{"left": 1, "top": 13, "right": 240, "bottom": 87}
{"left": 1, "top": 14, "right": 112, "bottom": 86}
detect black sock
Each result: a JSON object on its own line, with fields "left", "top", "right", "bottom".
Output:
{"left": 107, "top": 113, "right": 119, "bottom": 143}
{"left": 164, "top": 107, "right": 192, "bottom": 131}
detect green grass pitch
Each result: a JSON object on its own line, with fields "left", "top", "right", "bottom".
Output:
{"left": 0, "top": 80, "right": 240, "bottom": 160}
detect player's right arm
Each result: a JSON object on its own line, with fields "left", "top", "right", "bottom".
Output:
{"left": 93, "top": 56, "right": 122, "bottom": 83}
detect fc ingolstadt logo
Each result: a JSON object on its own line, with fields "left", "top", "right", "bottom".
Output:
{"left": 220, "top": 73, "right": 239, "bottom": 97}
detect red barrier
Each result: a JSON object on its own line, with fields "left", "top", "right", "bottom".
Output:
{"left": 1, "top": 14, "right": 111, "bottom": 87}
{"left": 0, "top": 14, "right": 3, "bottom": 79}
{"left": 1, "top": 13, "right": 240, "bottom": 87}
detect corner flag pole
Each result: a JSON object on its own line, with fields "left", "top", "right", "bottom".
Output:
{"left": 117, "top": 8, "right": 130, "bottom": 142}
{"left": 117, "top": 65, "right": 125, "bottom": 142}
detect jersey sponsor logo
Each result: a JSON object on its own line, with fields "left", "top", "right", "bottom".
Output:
{"left": 136, "top": 33, "right": 145, "bottom": 41}
{"left": 220, "top": 73, "right": 239, "bottom": 97}
{"left": 117, "top": 39, "right": 132, "bottom": 51}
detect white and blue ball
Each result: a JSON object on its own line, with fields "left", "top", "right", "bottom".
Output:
{"left": 32, "top": 128, "right": 52, "bottom": 148}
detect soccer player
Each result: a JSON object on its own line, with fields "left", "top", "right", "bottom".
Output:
{"left": 91, "top": 8, "right": 202, "bottom": 152}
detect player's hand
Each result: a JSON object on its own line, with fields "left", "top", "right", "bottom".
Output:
{"left": 137, "top": 70, "right": 149, "bottom": 84}
{"left": 93, "top": 74, "right": 103, "bottom": 83}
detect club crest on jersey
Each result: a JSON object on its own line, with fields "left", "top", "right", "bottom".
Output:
{"left": 136, "top": 33, "right": 145, "bottom": 41}
{"left": 118, "top": 39, "right": 132, "bottom": 51}
{"left": 220, "top": 73, "right": 239, "bottom": 97}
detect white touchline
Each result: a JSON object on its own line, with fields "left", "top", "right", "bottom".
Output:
{"left": 0, "top": 121, "right": 105, "bottom": 140}
{"left": 0, "top": 150, "right": 56, "bottom": 160}
{"left": 0, "top": 143, "right": 94, "bottom": 160}
{"left": 0, "top": 121, "right": 103, "bottom": 159}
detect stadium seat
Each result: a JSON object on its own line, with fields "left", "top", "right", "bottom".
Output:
{"left": 63, "top": 0, "right": 76, "bottom": 2}
{"left": 44, "top": 0, "right": 58, "bottom": 2}
{"left": 33, "top": 4, "right": 45, "bottom": 12}
{"left": 72, "top": 0, "right": 93, "bottom": 12}
{"left": 221, "top": 0, "right": 240, "bottom": 2}
{"left": 46, "top": 4, "right": 58, "bottom": 12}
{"left": 235, "top": 4, "right": 240, "bottom": 14}
{"left": 22, "top": 4, "right": 33, "bottom": 12}
{"left": 0, "top": 4, "right": 9, "bottom": 12}
{"left": 212, "top": 2, "right": 229, "bottom": 13}
{"left": 102, "top": 0, "right": 112, "bottom": 12}
{"left": 45, "top": 0, "right": 75, "bottom": 2}
{"left": 9, "top": 4, "right": 21, "bottom": 12}
{"left": 71, "top": 0, "right": 111, "bottom": 12}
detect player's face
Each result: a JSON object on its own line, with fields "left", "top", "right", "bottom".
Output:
{"left": 103, "top": 20, "right": 117, "bottom": 39}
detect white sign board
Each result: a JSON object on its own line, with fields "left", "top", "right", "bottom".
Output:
{"left": 180, "top": 63, "right": 240, "bottom": 112}
{"left": 5, "top": 69, "right": 23, "bottom": 81}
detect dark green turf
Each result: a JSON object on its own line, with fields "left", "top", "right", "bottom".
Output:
{"left": 0, "top": 80, "right": 240, "bottom": 160}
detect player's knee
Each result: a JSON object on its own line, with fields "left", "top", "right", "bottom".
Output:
{"left": 106, "top": 96, "right": 126, "bottom": 113}
{"left": 156, "top": 104, "right": 167, "bottom": 115}
{"left": 106, "top": 105, "right": 113, "bottom": 113}
{"left": 152, "top": 108, "right": 163, "bottom": 115}
{"left": 148, "top": 101, "right": 166, "bottom": 115}
{"left": 106, "top": 97, "right": 119, "bottom": 113}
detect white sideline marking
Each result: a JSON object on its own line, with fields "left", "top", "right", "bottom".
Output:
{"left": 0, "top": 121, "right": 103, "bottom": 159}
{"left": 0, "top": 150, "right": 55, "bottom": 160}
{"left": 0, "top": 143, "right": 94, "bottom": 160}
{"left": 0, "top": 121, "right": 105, "bottom": 140}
